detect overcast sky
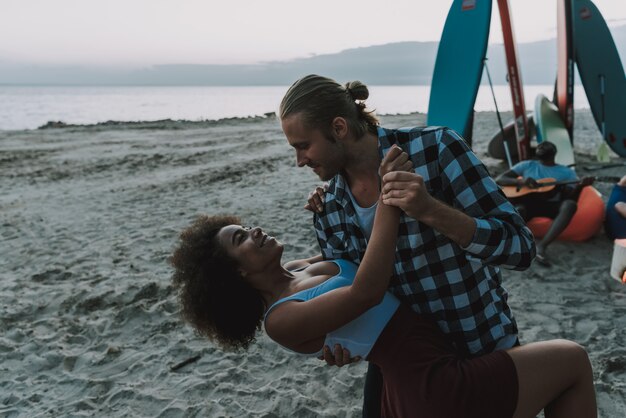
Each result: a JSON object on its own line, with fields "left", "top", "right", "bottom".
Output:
{"left": 1, "top": 0, "right": 625, "bottom": 67}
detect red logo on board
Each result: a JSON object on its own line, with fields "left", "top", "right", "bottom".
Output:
{"left": 462, "top": 0, "right": 476, "bottom": 11}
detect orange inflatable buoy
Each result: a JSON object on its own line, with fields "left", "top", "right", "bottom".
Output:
{"left": 526, "top": 186, "right": 605, "bottom": 242}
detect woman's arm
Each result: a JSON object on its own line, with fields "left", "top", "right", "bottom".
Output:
{"left": 265, "top": 146, "right": 406, "bottom": 352}
{"left": 266, "top": 197, "right": 400, "bottom": 352}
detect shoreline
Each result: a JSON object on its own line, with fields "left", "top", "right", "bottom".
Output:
{"left": 27, "top": 107, "right": 606, "bottom": 132}
{"left": 0, "top": 83, "right": 592, "bottom": 131}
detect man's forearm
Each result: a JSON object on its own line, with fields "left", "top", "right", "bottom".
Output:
{"left": 496, "top": 170, "right": 522, "bottom": 187}
{"left": 419, "top": 199, "right": 476, "bottom": 248}
{"left": 496, "top": 177, "right": 522, "bottom": 187}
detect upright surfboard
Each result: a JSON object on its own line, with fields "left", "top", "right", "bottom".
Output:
{"left": 535, "top": 94, "right": 576, "bottom": 167}
{"left": 496, "top": 0, "right": 531, "bottom": 161}
{"left": 556, "top": 0, "right": 575, "bottom": 141}
{"left": 428, "top": 0, "right": 492, "bottom": 146}
{"left": 572, "top": 0, "right": 626, "bottom": 157}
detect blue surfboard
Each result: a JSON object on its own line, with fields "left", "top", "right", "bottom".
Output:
{"left": 572, "top": 0, "right": 626, "bottom": 157}
{"left": 427, "top": 0, "right": 492, "bottom": 145}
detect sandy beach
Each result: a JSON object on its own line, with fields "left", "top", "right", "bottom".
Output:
{"left": 1, "top": 109, "right": 625, "bottom": 417}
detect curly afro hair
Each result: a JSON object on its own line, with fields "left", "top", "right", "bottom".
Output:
{"left": 170, "top": 215, "right": 266, "bottom": 350}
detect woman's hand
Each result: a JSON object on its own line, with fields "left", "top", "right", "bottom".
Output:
{"left": 379, "top": 145, "right": 413, "bottom": 178}
{"left": 306, "top": 146, "right": 412, "bottom": 213}
{"left": 381, "top": 171, "right": 436, "bottom": 221}
{"left": 304, "top": 184, "right": 328, "bottom": 213}
{"left": 318, "top": 344, "right": 361, "bottom": 367}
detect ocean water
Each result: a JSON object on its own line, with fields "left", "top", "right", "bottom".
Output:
{"left": 0, "top": 85, "right": 590, "bottom": 131}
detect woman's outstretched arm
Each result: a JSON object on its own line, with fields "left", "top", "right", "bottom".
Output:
{"left": 265, "top": 146, "right": 409, "bottom": 352}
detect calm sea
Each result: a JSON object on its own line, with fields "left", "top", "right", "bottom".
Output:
{"left": 0, "top": 85, "right": 590, "bottom": 131}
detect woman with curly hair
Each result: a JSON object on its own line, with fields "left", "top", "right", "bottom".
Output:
{"left": 170, "top": 147, "right": 596, "bottom": 417}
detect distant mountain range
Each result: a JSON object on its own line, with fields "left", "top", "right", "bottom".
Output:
{"left": 1, "top": 25, "right": 624, "bottom": 86}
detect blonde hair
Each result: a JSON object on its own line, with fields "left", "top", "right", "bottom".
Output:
{"left": 279, "top": 74, "right": 379, "bottom": 139}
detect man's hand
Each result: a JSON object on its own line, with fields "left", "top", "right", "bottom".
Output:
{"left": 318, "top": 344, "right": 361, "bottom": 367}
{"left": 523, "top": 177, "right": 540, "bottom": 189}
{"left": 304, "top": 184, "right": 328, "bottom": 213}
{"left": 580, "top": 176, "right": 595, "bottom": 187}
{"left": 381, "top": 171, "right": 435, "bottom": 220}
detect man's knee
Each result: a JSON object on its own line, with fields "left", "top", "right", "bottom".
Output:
{"left": 554, "top": 339, "right": 592, "bottom": 377}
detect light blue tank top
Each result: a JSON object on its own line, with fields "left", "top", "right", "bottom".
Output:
{"left": 264, "top": 259, "right": 400, "bottom": 358}
{"left": 344, "top": 184, "right": 377, "bottom": 240}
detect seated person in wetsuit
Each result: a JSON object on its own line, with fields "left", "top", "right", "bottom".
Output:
{"left": 170, "top": 146, "right": 597, "bottom": 418}
{"left": 605, "top": 175, "right": 626, "bottom": 239}
{"left": 496, "top": 141, "right": 594, "bottom": 266}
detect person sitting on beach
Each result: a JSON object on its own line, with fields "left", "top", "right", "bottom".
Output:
{"left": 170, "top": 147, "right": 597, "bottom": 418}
{"left": 279, "top": 74, "right": 535, "bottom": 416}
{"left": 605, "top": 175, "right": 626, "bottom": 239}
{"left": 496, "top": 141, "right": 594, "bottom": 266}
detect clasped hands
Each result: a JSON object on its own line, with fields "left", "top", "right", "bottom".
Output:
{"left": 380, "top": 145, "right": 436, "bottom": 220}
{"left": 314, "top": 145, "right": 436, "bottom": 367}
{"left": 306, "top": 145, "right": 435, "bottom": 222}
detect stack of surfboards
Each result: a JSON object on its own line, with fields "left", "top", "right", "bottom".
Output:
{"left": 487, "top": 0, "right": 626, "bottom": 162}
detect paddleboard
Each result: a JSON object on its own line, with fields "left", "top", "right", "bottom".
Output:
{"left": 496, "top": 0, "right": 531, "bottom": 160}
{"left": 572, "top": 0, "right": 626, "bottom": 157}
{"left": 427, "top": 0, "right": 492, "bottom": 146}
{"left": 556, "top": 0, "right": 575, "bottom": 141}
{"left": 487, "top": 113, "right": 535, "bottom": 161}
{"left": 534, "top": 94, "right": 576, "bottom": 168}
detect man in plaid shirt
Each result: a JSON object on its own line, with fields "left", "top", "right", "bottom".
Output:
{"left": 280, "top": 75, "right": 536, "bottom": 417}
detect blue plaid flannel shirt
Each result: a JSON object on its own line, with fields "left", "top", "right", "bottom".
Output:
{"left": 314, "top": 126, "right": 536, "bottom": 357}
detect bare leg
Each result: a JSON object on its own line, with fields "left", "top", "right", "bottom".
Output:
{"left": 536, "top": 200, "right": 577, "bottom": 265}
{"left": 508, "top": 339, "right": 597, "bottom": 418}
